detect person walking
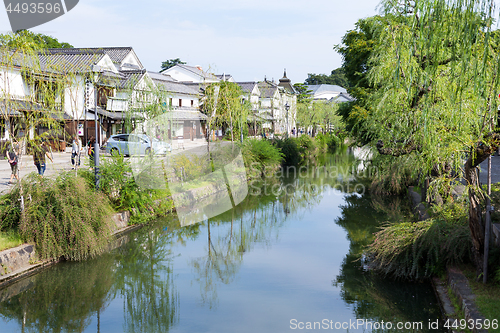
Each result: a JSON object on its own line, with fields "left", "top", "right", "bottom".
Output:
{"left": 33, "top": 141, "right": 53, "bottom": 177}
{"left": 87, "top": 136, "right": 95, "bottom": 167}
{"left": 6, "top": 144, "right": 19, "bottom": 184}
{"left": 71, "top": 136, "right": 81, "bottom": 169}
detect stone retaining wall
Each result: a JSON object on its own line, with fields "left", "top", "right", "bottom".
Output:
{"left": 0, "top": 210, "right": 134, "bottom": 290}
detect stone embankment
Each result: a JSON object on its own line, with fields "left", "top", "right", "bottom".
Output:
{"left": 408, "top": 186, "right": 496, "bottom": 332}
{"left": 0, "top": 210, "right": 138, "bottom": 290}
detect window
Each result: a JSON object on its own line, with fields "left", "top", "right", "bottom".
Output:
{"left": 169, "top": 98, "right": 172, "bottom": 106}
{"left": 179, "top": 99, "right": 182, "bottom": 107}
{"left": 33, "top": 80, "right": 61, "bottom": 107}
{"left": 191, "top": 100, "right": 194, "bottom": 106}
{"left": 97, "top": 86, "right": 114, "bottom": 108}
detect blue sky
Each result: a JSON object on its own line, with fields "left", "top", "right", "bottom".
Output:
{"left": 0, "top": 0, "right": 379, "bottom": 84}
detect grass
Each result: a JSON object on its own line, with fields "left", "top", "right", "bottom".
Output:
{"left": 461, "top": 265, "right": 500, "bottom": 333}
{"left": 446, "top": 286, "right": 473, "bottom": 333}
{"left": 0, "top": 230, "right": 23, "bottom": 251}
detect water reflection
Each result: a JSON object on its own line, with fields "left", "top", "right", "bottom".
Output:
{"left": 0, "top": 148, "right": 444, "bottom": 332}
{"left": 334, "top": 193, "right": 444, "bottom": 332}
{"left": 0, "top": 254, "right": 115, "bottom": 333}
{"left": 112, "top": 225, "right": 179, "bottom": 333}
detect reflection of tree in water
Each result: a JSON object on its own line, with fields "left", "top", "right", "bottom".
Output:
{"left": 0, "top": 254, "right": 115, "bottom": 333}
{"left": 113, "top": 221, "right": 180, "bottom": 333}
{"left": 334, "top": 193, "right": 444, "bottom": 332}
{"left": 189, "top": 149, "right": 364, "bottom": 308}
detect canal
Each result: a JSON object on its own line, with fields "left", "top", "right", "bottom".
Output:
{"left": 0, "top": 149, "right": 444, "bottom": 332}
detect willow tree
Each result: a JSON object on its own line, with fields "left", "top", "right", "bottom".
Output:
{"left": 365, "top": 0, "right": 500, "bottom": 274}
{"left": 201, "top": 81, "right": 248, "bottom": 142}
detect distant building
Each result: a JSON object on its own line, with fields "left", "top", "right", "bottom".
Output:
{"left": 305, "top": 84, "right": 354, "bottom": 102}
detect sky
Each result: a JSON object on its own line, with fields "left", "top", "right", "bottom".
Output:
{"left": 0, "top": 0, "right": 380, "bottom": 84}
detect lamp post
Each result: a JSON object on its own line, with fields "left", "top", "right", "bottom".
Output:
{"left": 91, "top": 66, "right": 101, "bottom": 190}
{"left": 285, "top": 102, "right": 290, "bottom": 138}
{"left": 240, "top": 97, "right": 245, "bottom": 143}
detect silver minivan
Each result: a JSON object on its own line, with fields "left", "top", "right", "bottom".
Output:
{"left": 105, "top": 134, "right": 171, "bottom": 156}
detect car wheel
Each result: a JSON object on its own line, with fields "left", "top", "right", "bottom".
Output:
{"left": 145, "top": 147, "right": 152, "bottom": 156}
{"left": 110, "top": 147, "right": 120, "bottom": 156}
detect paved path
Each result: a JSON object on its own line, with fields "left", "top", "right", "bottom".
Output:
{"left": 0, "top": 138, "right": 222, "bottom": 195}
{"left": 479, "top": 155, "right": 500, "bottom": 185}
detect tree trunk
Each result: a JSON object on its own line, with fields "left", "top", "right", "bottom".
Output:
{"left": 464, "top": 163, "right": 484, "bottom": 275}
{"left": 463, "top": 134, "right": 500, "bottom": 277}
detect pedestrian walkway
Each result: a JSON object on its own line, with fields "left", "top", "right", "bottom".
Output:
{"left": 0, "top": 149, "right": 93, "bottom": 195}
{"left": 479, "top": 155, "right": 500, "bottom": 185}
{"left": 0, "top": 138, "right": 214, "bottom": 195}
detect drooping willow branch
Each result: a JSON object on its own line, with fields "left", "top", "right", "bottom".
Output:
{"left": 376, "top": 139, "right": 422, "bottom": 156}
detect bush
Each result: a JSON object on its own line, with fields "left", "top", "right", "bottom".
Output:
{"left": 273, "top": 138, "right": 301, "bottom": 167}
{"left": 315, "top": 133, "right": 341, "bottom": 152}
{"left": 367, "top": 218, "right": 471, "bottom": 279}
{"left": 296, "top": 135, "right": 317, "bottom": 159}
{"left": 0, "top": 192, "right": 21, "bottom": 231}
{"left": 98, "top": 154, "right": 173, "bottom": 222}
{"left": 15, "top": 173, "right": 115, "bottom": 261}
{"left": 241, "top": 139, "right": 283, "bottom": 175}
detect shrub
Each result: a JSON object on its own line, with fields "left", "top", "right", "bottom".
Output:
{"left": 241, "top": 139, "right": 283, "bottom": 175}
{"left": 0, "top": 192, "right": 21, "bottom": 231}
{"left": 296, "top": 135, "right": 317, "bottom": 160}
{"left": 273, "top": 138, "right": 301, "bottom": 166}
{"left": 315, "top": 133, "right": 341, "bottom": 152}
{"left": 366, "top": 218, "right": 471, "bottom": 279}
{"left": 15, "top": 173, "right": 114, "bottom": 261}
{"left": 99, "top": 154, "right": 173, "bottom": 222}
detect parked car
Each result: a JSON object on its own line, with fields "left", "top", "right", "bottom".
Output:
{"left": 104, "top": 134, "right": 171, "bottom": 156}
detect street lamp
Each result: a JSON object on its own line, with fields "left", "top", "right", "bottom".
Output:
{"left": 240, "top": 97, "right": 245, "bottom": 143}
{"left": 285, "top": 102, "right": 290, "bottom": 138}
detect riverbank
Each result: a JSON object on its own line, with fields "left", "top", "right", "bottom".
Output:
{"left": 0, "top": 210, "right": 139, "bottom": 290}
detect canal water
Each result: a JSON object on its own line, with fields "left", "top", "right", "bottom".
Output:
{"left": 0, "top": 149, "right": 444, "bottom": 332}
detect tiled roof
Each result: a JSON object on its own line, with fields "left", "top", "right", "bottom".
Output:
{"left": 306, "top": 84, "right": 347, "bottom": 95}
{"left": 215, "top": 74, "right": 233, "bottom": 80}
{"left": 172, "top": 64, "right": 218, "bottom": 81}
{"left": 258, "top": 81, "right": 278, "bottom": 99}
{"left": 118, "top": 70, "right": 146, "bottom": 89}
{"left": 237, "top": 82, "right": 259, "bottom": 94}
{"left": 153, "top": 79, "right": 200, "bottom": 96}
{"left": 38, "top": 49, "right": 106, "bottom": 74}
{"left": 147, "top": 71, "right": 177, "bottom": 82}
{"left": 46, "top": 47, "right": 132, "bottom": 64}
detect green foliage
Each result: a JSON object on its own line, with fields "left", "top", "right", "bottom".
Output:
{"left": 0, "top": 192, "right": 21, "bottom": 231}
{"left": 201, "top": 81, "right": 248, "bottom": 141}
{"left": 273, "top": 138, "right": 301, "bottom": 167}
{"left": 304, "top": 68, "right": 350, "bottom": 87}
{"left": 370, "top": 154, "right": 419, "bottom": 195}
{"left": 334, "top": 15, "right": 386, "bottom": 141}
{"left": 0, "top": 30, "right": 73, "bottom": 48}
{"left": 296, "top": 101, "right": 340, "bottom": 134}
{"left": 367, "top": 219, "right": 472, "bottom": 279}
{"left": 314, "top": 133, "right": 341, "bottom": 152}
{"left": 296, "top": 135, "right": 317, "bottom": 159}
{"left": 0, "top": 230, "right": 23, "bottom": 251}
{"left": 15, "top": 173, "right": 114, "bottom": 261}
{"left": 160, "top": 58, "right": 186, "bottom": 71}
{"left": 170, "top": 153, "right": 211, "bottom": 182}
{"left": 240, "top": 139, "right": 284, "bottom": 176}
{"left": 98, "top": 155, "right": 174, "bottom": 222}
{"left": 293, "top": 83, "right": 313, "bottom": 104}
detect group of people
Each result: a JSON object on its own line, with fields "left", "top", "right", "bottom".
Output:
{"left": 5, "top": 141, "right": 53, "bottom": 183}
{"left": 71, "top": 136, "right": 96, "bottom": 169}
{"left": 4, "top": 135, "right": 96, "bottom": 184}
